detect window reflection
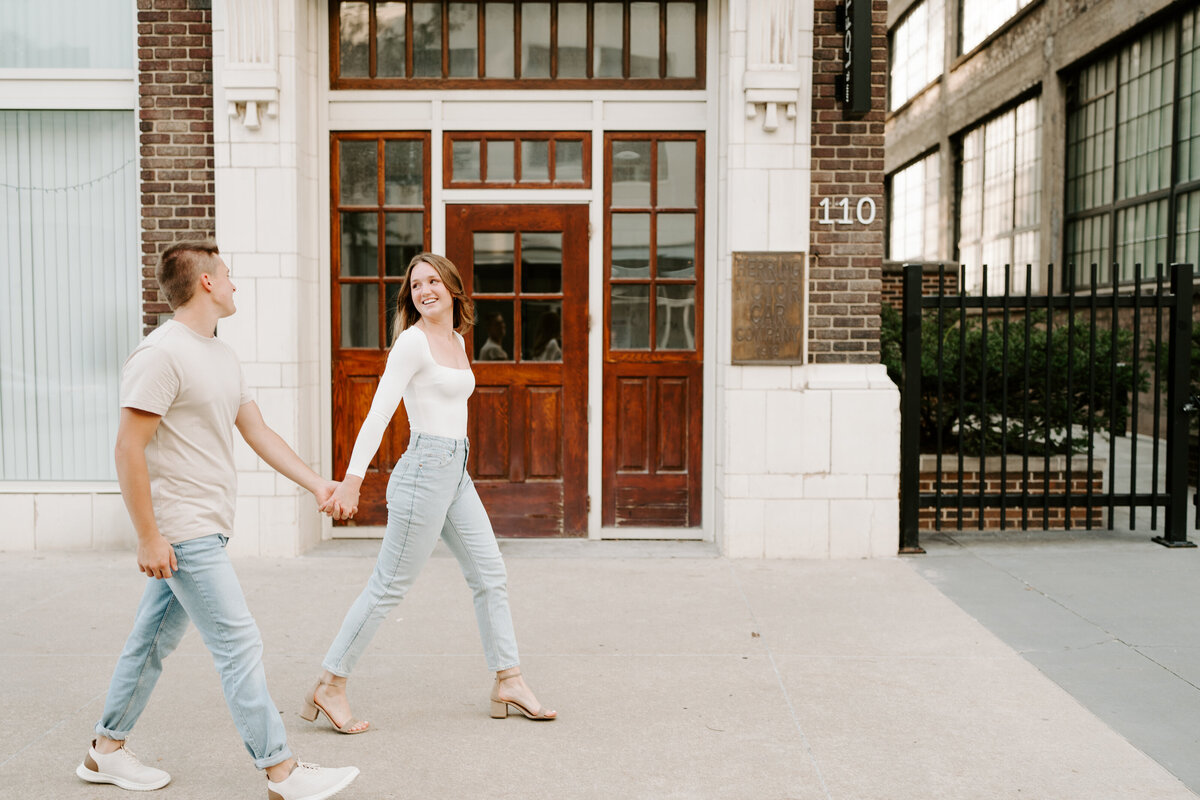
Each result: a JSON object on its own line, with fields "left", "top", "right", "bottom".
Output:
{"left": 611, "top": 285, "right": 650, "bottom": 349}
{"left": 453, "top": 140, "right": 481, "bottom": 181}
{"left": 341, "top": 213, "right": 378, "bottom": 276}
{"left": 523, "top": 301, "right": 563, "bottom": 361}
{"left": 448, "top": 3, "right": 478, "bottom": 76}
{"left": 611, "top": 214, "right": 650, "bottom": 278}
{"left": 339, "top": 141, "right": 377, "bottom": 206}
{"left": 474, "top": 232, "right": 514, "bottom": 293}
{"left": 339, "top": 2, "right": 370, "bottom": 77}
{"left": 376, "top": 2, "right": 407, "bottom": 77}
{"left": 341, "top": 284, "right": 379, "bottom": 348}
{"left": 522, "top": 3, "right": 551, "bottom": 78}
{"left": 413, "top": 2, "right": 442, "bottom": 76}
{"left": 475, "top": 300, "right": 513, "bottom": 360}
{"left": 656, "top": 284, "right": 695, "bottom": 349}
{"left": 521, "top": 232, "right": 563, "bottom": 292}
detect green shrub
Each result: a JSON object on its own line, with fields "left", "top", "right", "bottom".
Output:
{"left": 881, "top": 303, "right": 1148, "bottom": 455}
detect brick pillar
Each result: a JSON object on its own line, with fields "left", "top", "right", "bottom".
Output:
{"left": 808, "top": 0, "right": 886, "bottom": 364}
{"left": 137, "top": 0, "right": 215, "bottom": 335}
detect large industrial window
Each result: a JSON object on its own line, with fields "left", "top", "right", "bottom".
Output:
{"left": 888, "top": 152, "right": 941, "bottom": 262}
{"left": 960, "top": 0, "right": 1034, "bottom": 55}
{"left": 889, "top": 0, "right": 944, "bottom": 111}
{"left": 331, "top": 0, "right": 705, "bottom": 89}
{"left": 956, "top": 96, "right": 1042, "bottom": 294}
{"left": 1065, "top": 12, "right": 1200, "bottom": 285}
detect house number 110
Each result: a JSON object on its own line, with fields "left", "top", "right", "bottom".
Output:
{"left": 818, "top": 197, "right": 877, "bottom": 225}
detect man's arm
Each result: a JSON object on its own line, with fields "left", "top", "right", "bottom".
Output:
{"left": 235, "top": 400, "right": 336, "bottom": 506}
{"left": 114, "top": 407, "right": 177, "bottom": 579}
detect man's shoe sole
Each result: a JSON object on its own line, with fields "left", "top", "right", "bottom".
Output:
{"left": 267, "top": 767, "right": 360, "bottom": 800}
{"left": 76, "top": 762, "right": 171, "bottom": 791}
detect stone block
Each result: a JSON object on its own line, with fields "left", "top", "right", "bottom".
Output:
{"left": 0, "top": 494, "right": 36, "bottom": 551}
{"left": 92, "top": 493, "right": 136, "bottom": 550}
{"left": 34, "top": 495, "right": 93, "bottom": 550}
{"left": 764, "top": 499, "right": 829, "bottom": 558}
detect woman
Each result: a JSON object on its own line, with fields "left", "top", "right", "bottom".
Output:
{"left": 306, "top": 253, "right": 556, "bottom": 734}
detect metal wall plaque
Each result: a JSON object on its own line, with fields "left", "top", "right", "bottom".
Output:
{"left": 731, "top": 251, "right": 806, "bottom": 364}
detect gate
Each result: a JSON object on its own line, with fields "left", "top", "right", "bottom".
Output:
{"left": 897, "top": 263, "right": 1198, "bottom": 552}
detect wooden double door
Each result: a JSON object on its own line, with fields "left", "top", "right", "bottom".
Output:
{"left": 332, "top": 203, "right": 588, "bottom": 536}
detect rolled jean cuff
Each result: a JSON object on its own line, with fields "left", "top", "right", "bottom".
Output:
{"left": 93, "top": 723, "right": 132, "bottom": 742}
{"left": 254, "top": 746, "right": 294, "bottom": 771}
{"left": 319, "top": 660, "right": 350, "bottom": 679}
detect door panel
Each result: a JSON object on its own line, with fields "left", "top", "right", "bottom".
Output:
{"left": 447, "top": 204, "right": 588, "bottom": 537}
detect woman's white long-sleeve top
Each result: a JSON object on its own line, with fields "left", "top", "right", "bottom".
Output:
{"left": 344, "top": 326, "right": 476, "bottom": 478}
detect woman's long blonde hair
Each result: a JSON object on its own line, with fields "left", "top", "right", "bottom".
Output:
{"left": 391, "top": 252, "right": 475, "bottom": 345}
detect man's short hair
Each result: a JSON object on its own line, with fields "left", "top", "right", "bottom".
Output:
{"left": 157, "top": 240, "right": 220, "bottom": 310}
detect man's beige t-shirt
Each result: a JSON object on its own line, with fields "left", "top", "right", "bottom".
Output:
{"left": 120, "top": 319, "right": 252, "bottom": 544}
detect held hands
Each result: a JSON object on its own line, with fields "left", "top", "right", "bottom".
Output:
{"left": 320, "top": 479, "right": 360, "bottom": 521}
{"left": 137, "top": 534, "right": 177, "bottom": 580}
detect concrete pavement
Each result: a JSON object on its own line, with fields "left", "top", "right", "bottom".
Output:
{"left": 0, "top": 538, "right": 1194, "bottom": 799}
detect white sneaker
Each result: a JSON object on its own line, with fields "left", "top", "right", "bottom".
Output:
{"left": 267, "top": 761, "right": 359, "bottom": 800}
{"left": 76, "top": 739, "right": 171, "bottom": 791}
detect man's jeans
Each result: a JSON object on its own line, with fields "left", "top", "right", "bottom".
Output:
{"left": 322, "top": 433, "right": 520, "bottom": 676}
{"left": 95, "top": 534, "right": 292, "bottom": 769}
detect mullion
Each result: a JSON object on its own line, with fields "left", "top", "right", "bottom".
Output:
{"left": 441, "top": 0, "right": 450, "bottom": 77}
{"left": 477, "top": 0, "right": 486, "bottom": 77}
{"left": 550, "top": 1, "right": 558, "bottom": 79}
{"left": 377, "top": 138, "right": 387, "bottom": 346}
{"left": 515, "top": 0, "right": 524, "bottom": 79}
{"left": 658, "top": 0, "right": 666, "bottom": 79}
{"left": 369, "top": 0, "right": 378, "bottom": 78}
{"left": 405, "top": 0, "right": 415, "bottom": 79}
{"left": 623, "top": 0, "right": 631, "bottom": 79}
{"left": 514, "top": 232, "right": 524, "bottom": 358}
{"left": 586, "top": 1, "right": 594, "bottom": 78}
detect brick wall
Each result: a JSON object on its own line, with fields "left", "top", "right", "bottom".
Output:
{"left": 137, "top": 0, "right": 215, "bottom": 335}
{"left": 881, "top": 264, "right": 960, "bottom": 307}
{"left": 808, "top": 0, "right": 887, "bottom": 363}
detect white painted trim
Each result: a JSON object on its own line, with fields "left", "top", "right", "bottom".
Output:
{"left": 700, "top": 0, "right": 721, "bottom": 546}
{"left": 587, "top": 98, "right": 605, "bottom": 539}
{"left": 600, "top": 526, "right": 706, "bottom": 540}
{"left": 440, "top": 189, "right": 594, "bottom": 204}
{"left": 0, "top": 69, "right": 136, "bottom": 80}
{"left": 0, "top": 482, "right": 120, "bottom": 494}
{"left": 330, "top": 89, "right": 708, "bottom": 103}
{"left": 317, "top": 1, "right": 335, "bottom": 544}
{"left": 331, "top": 526, "right": 386, "bottom": 539}
{"left": 0, "top": 78, "right": 137, "bottom": 110}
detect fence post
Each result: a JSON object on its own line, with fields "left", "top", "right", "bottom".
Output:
{"left": 899, "top": 264, "right": 925, "bottom": 553}
{"left": 1154, "top": 263, "right": 1196, "bottom": 548}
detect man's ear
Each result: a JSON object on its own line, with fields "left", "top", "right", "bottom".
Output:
{"left": 198, "top": 272, "right": 214, "bottom": 293}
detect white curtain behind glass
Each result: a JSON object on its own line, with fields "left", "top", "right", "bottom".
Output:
{"left": 0, "top": 0, "right": 134, "bottom": 68}
{"left": 0, "top": 110, "right": 139, "bottom": 480}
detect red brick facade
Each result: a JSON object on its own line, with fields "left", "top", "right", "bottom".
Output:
{"left": 137, "top": 0, "right": 215, "bottom": 335}
{"left": 808, "top": 0, "right": 887, "bottom": 363}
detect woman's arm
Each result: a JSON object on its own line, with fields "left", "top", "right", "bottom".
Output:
{"left": 324, "top": 331, "right": 422, "bottom": 518}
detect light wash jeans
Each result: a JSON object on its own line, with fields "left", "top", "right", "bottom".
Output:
{"left": 323, "top": 433, "right": 519, "bottom": 676}
{"left": 95, "top": 534, "right": 292, "bottom": 770}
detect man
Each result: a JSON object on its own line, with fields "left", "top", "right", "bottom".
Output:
{"left": 77, "top": 240, "right": 359, "bottom": 800}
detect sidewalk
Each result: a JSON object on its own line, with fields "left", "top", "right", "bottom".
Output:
{"left": 1, "top": 538, "right": 1193, "bottom": 799}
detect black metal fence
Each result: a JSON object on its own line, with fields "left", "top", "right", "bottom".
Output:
{"left": 898, "top": 262, "right": 1198, "bottom": 553}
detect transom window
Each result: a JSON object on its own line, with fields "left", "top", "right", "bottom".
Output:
{"left": 331, "top": 0, "right": 705, "bottom": 89}
{"left": 1065, "top": 12, "right": 1200, "bottom": 284}
{"left": 444, "top": 132, "right": 590, "bottom": 187}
